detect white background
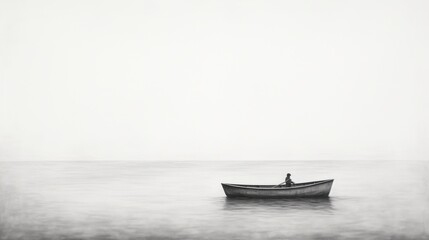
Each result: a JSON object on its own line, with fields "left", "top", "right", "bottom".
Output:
{"left": 1, "top": 0, "right": 428, "bottom": 160}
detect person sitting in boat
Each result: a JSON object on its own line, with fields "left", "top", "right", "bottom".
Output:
{"left": 285, "top": 173, "right": 295, "bottom": 187}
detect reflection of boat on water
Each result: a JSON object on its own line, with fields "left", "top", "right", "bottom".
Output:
{"left": 221, "top": 179, "right": 334, "bottom": 198}
{"left": 223, "top": 196, "right": 333, "bottom": 212}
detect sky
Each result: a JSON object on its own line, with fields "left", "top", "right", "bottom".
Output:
{"left": 0, "top": 0, "right": 428, "bottom": 161}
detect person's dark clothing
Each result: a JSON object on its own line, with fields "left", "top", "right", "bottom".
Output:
{"left": 285, "top": 177, "right": 294, "bottom": 187}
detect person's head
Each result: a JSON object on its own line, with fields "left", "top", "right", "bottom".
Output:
{"left": 287, "top": 173, "right": 291, "bottom": 177}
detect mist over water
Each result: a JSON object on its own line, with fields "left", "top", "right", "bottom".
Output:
{"left": 0, "top": 161, "right": 428, "bottom": 240}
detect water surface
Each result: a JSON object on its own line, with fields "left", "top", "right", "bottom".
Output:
{"left": 0, "top": 161, "right": 428, "bottom": 239}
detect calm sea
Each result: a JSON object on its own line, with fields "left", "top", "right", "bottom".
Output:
{"left": 0, "top": 161, "right": 428, "bottom": 240}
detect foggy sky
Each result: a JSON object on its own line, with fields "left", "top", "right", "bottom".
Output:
{"left": 1, "top": 0, "right": 428, "bottom": 161}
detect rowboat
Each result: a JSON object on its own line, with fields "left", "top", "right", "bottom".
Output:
{"left": 221, "top": 179, "right": 334, "bottom": 198}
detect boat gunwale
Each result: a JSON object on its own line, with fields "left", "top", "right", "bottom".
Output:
{"left": 221, "top": 179, "right": 334, "bottom": 190}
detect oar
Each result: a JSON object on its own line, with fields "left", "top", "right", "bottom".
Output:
{"left": 272, "top": 182, "right": 285, "bottom": 188}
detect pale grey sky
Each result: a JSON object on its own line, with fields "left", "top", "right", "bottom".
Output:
{"left": 1, "top": 0, "right": 428, "bottom": 161}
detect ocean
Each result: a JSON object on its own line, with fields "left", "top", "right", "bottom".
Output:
{"left": 0, "top": 161, "right": 428, "bottom": 240}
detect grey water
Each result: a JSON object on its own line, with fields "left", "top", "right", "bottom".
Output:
{"left": 0, "top": 161, "right": 428, "bottom": 240}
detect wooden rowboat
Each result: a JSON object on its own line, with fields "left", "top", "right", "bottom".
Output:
{"left": 221, "top": 179, "right": 334, "bottom": 198}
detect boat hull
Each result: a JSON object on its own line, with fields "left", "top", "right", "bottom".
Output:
{"left": 221, "top": 179, "right": 334, "bottom": 198}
